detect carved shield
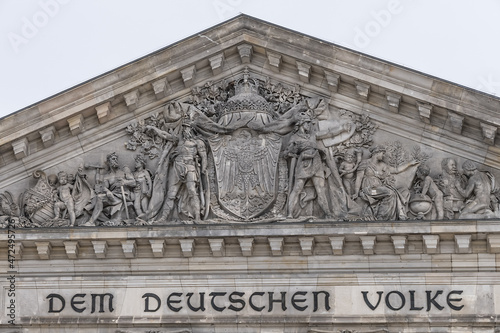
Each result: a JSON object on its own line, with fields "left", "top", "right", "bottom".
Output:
{"left": 209, "top": 130, "right": 282, "bottom": 219}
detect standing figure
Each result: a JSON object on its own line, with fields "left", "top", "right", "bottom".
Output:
{"left": 437, "top": 158, "right": 465, "bottom": 219}
{"left": 133, "top": 154, "right": 152, "bottom": 217}
{"left": 455, "top": 160, "right": 497, "bottom": 219}
{"left": 339, "top": 148, "right": 361, "bottom": 199}
{"left": 148, "top": 122, "right": 207, "bottom": 223}
{"left": 358, "top": 146, "right": 418, "bottom": 221}
{"left": 284, "top": 116, "right": 333, "bottom": 219}
{"left": 415, "top": 164, "right": 444, "bottom": 219}
{"left": 53, "top": 171, "right": 76, "bottom": 226}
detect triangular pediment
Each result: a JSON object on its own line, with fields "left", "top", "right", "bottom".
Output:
{"left": 1, "top": 14, "right": 500, "bottom": 226}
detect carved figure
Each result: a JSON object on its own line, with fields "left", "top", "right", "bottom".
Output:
{"left": 53, "top": 171, "right": 76, "bottom": 226}
{"left": 133, "top": 155, "right": 152, "bottom": 217}
{"left": 437, "top": 158, "right": 465, "bottom": 219}
{"left": 83, "top": 153, "right": 136, "bottom": 226}
{"left": 413, "top": 164, "right": 444, "bottom": 219}
{"left": 456, "top": 160, "right": 498, "bottom": 219}
{"left": 148, "top": 121, "right": 207, "bottom": 223}
{"left": 72, "top": 164, "right": 94, "bottom": 219}
{"left": 339, "top": 148, "right": 362, "bottom": 199}
{"left": 358, "top": 146, "right": 418, "bottom": 220}
{"left": 284, "top": 115, "right": 333, "bottom": 219}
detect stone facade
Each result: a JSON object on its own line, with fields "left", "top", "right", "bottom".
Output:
{"left": 1, "top": 15, "right": 500, "bottom": 332}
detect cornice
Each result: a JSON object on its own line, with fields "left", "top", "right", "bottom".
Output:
{"left": 1, "top": 15, "right": 500, "bottom": 172}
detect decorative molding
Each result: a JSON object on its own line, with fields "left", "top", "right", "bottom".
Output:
{"left": 121, "top": 240, "right": 137, "bottom": 258}
{"left": 14, "top": 242, "right": 24, "bottom": 259}
{"left": 416, "top": 101, "right": 432, "bottom": 124}
{"left": 298, "top": 237, "right": 315, "bottom": 256}
{"left": 179, "top": 239, "right": 195, "bottom": 257}
{"left": 267, "top": 51, "right": 282, "bottom": 72}
{"left": 359, "top": 236, "right": 376, "bottom": 255}
{"left": 480, "top": 122, "right": 497, "bottom": 145}
{"left": 91, "top": 240, "right": 108, "bottom": 259}
{"left": 208, "top": 238, "right": 225, "bottom": 257}
{"left": 124, "top": 89, "right": 140, "bottom": 111}
{"left": 11, "top": 138, "right": 29, "bottom": 159}
{"left": 385, "top": 91, "right": 402, "bottom": 113}
{"left": 391, "top": 236, "right": 406, "bottom": 254}
{"left": 296, "top": 61, "right": 311, "bottom": 83}
{"left": 237, "top": 44, "right": 253, "bottom": 64}
{"left": 422, "top": 235, "right": 440, "bottom": 254}
{"left": 63, "top": 241, "right": 79, "bottom": 259}
{"left": 151, "top": 77, "right": 168, "bottom": 100}
{"left": 455, "top": 234, "right": 471, "bottom": 254}
{"left": 487, "top": 235, "right": 500, "bottom": 253}
{"left": 180, "top": 65, "right": 197, "bottom": 87}
{"left": 95, "top": 102, "right": 112, "bottom": 124}
{"left": 39, "top": 126, "right": 56, "bottom": 148}
{"left": 329, "top": 236, "right": 345, "bottom": 255}
{"left": 354, "top": 80, "right": 370, "bottom": 100}
{"left": 208, "top": 53, "right": 225, "bottom": 75}
{"left": 149, "top": 239, "right": 166, "bottom": 257}
{"left": 67, "top": 114, "right": 84, "bottom": 135}
{"left": 35, "top": 241, "right": 52, "bottom": 260}
{"left": 238, "top": 238, "right": 254, "bottom": 257}
{"left": 324, "top": 71, "right": 340, "bottom": 92}
{"left": 269, "top": 237, "right": 284, "bottom": 256}
{"left": 447, "top": 111, "right": 464, "bottom": 134}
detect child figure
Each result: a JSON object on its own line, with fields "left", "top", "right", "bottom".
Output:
{"left": 54, "top": 171, "right": 76, "bottom": 226}
{"left": 339, "top": 148, "right": 361, "bottom": 199}
{"left": 416, "top": 164, "right": 444, "bottom": 220}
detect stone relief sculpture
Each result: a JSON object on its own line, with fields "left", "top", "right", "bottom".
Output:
{"left": 5, "top": 70, "right": 500, "bottom": 227}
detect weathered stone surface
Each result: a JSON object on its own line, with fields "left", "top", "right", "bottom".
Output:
{"left": 1, "top": 15, "right": 500, "bottom": 332}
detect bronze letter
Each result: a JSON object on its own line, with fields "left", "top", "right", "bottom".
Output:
{"left": 186, "top": 292, "right": 206, "bottom": 312}
{"left": 385, "top": 291, "right": 405, "bottom": 311}
{"left": 71, "top": 293, "right": 86, "bottom": 313}
{"left": 426, "top": 290, "right": 444, "bottom": 311}
{"left": 291, "top": 291, "right": 308, "bottom": 311}
{"left": 167, "top": 292, "right": 182, "bottom": 312}
{"left": 46, "top": 293, "right": 65, "bottom": 313}
{"left": 142, "top": 293, "right": 161, "bottom": 312}
{"left": 447, "top": 290, "right": 464, "bottom": 311}
{"left": 228, "top": 292, "right": 246, "bottom": 312}
{"left": 249, "top": 292, "right": 265, "bottom": 312}
{"left": 90, "top": 293, "right": 114, "bottom": 313}
{"left": 209, "top": 292, "right": 226, "bottom": 312}
{"left": 268, "top": 292, "right": 287, "bottom": 312}
{"left": 313, "top": 291, "right": 331, "bottom": 312}
{"left": 362, "top": 291, "right": 383, "bottom": 310}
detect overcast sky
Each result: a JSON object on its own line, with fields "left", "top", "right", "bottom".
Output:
{"left": 1, "top": 0, "right": 500, "bottom": 119}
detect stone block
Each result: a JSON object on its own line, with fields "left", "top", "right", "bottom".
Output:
{"left": 11, "top": 138, "right": 29, "bottom": 159}
{"left": 268, "top": 237, "right": 284, "bottom": 256}
{"left": 91, "top": 240, "right": 108, "bottom": 259}
{"left": 209, "top": 53, "right": 225, "bottom": 75}
{"left": 67, "top": 114, "right": 84, "bottom": 135}
{"left": 359, "top": 236, "right": 376, "bottom": 255}
{"left": 238, "top": 238, "right": 254, "bottom": 257}
{"left": 296, "top": 61, "right": 311, "bottom": 83}
{"left": 329, "top": 236, "right": 345, "bottom": 255}
{"left": 35, "top": 241, "right": 52, "bottom": 260}
{"left": 39, "top": 126, "right": 56, "bottom": 147}
{"left": 124, "top": 89, "right": 140, "bottom": 111}
{"left": 95, "top": 102, "right": 112, "bottom": 124}
{"left": 149, "top": 239, "right": 166, "bottom": 257}
{"left": 298, "top": 237, "right": 315, "bottom": 256}
{"left": 63, "top": 241, "right": 79, "bottom": 259}
{"left": 121, "top": 240, "right": 137, "bottom": 258}
{"left": 179, "top": 239, "right": 195, "bottom": 257}
{"left": 237, "top": 44, "right": 253, "bottom": 64}
{"left": 208, "top": 238, "right": 225, "bottom": 257}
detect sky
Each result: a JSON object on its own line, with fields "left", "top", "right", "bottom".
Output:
{"left": 1, "top": 0, "right": 500, "bottom": 119}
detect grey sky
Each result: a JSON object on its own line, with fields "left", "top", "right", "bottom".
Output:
{"left": 1, "top": 0, "right": 499, "bottom": 119}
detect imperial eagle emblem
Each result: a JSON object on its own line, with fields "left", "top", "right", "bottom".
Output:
{"left": 209, "top": 130, "right": 281, "bottom": 219}
{"left": 207, "top": 72, "right": 283, "bottom": 219}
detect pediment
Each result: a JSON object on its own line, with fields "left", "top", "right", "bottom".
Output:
{"left": 1, "top": 14, "right": 500, "bottom": 227}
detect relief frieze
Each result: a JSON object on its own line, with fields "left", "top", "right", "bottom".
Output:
{"left": 2, "top": 69, "right": 500, "bottom": 228}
